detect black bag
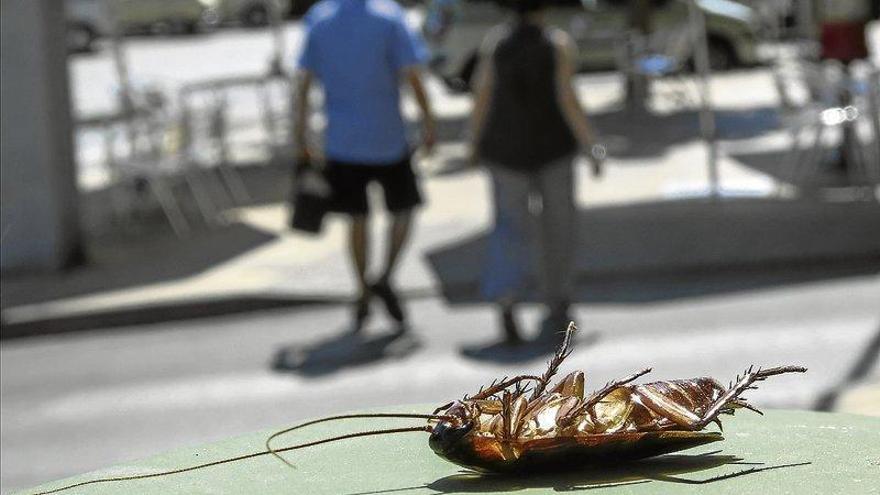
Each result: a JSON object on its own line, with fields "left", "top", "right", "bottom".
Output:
{"left": 289, "top": 158, "right": 331, "bottom": 234}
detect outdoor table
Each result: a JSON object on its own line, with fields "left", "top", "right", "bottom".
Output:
{"left": 22, "top": 407, "right": 879, "bottom": 495}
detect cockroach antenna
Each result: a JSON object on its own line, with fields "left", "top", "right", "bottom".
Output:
{"left": 31, "top": 413, "right": 450, "bottom": 495}
{"left": 264, "top": 412, "right": 452, "bottom": 467}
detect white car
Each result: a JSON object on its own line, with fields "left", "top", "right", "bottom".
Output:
{"left": 424, "top": 0, "right": 763, "bottom": 91}
{"left": 205, "top": 0, "right": 293, "bottom": 26}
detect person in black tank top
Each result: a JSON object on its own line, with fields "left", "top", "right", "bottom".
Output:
{"left": 465, "top": 0, "right": 604, "bottom": 350}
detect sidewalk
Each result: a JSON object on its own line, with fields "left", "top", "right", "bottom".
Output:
{"left": 3, "top": 147, "right": 878, "bottom": 337}
{"left": 3, "top": 69, "right": 880, "bottom": 337}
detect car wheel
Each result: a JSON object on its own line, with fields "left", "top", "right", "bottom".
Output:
{"left": 242, "top": 5, "right": 270, "bottom": 27}
{"left": 150, "top": 20, "right": 174, "bottom": 36}
{"left": 67, "top": 23, "right": 96, "bottom": 53}
{"left": 707, "top": 37, "right": 736, "bottom": 71}
{"left": 181, "top": 20, "right": 202, "bottom": 35}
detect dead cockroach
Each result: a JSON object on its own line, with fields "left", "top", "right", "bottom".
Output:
{"left": 33, "top": 322, "right": 806, "bottom": 494}
{"left": 419, "top": 323, "right": 806, "bottom": 473}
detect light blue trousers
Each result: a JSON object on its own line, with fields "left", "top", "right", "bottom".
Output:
{"left": 481, "top": 155, "right": 576, "bottom": 306}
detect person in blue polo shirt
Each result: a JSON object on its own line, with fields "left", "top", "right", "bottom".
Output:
{"left": 293, "top": 0, "right": 435, "bottom": 334}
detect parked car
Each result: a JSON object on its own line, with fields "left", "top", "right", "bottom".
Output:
{"left": 66, "top": 0, "right": 112, "bottom": 52}
{"left": 424, "top": 0, "right": 764, "bottom": 91}
{"left": 206, "top": 0, "right": 292, "bottom": 26}
{"left": 110, "top": 0, "right": 218, "bottom": 35}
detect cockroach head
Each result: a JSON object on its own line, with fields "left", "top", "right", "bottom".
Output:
{"left": 428, "top": 419, "right": 475, "bottom": 456}
{"left": 428, "top": 401, "right": 476, "bottom": 456}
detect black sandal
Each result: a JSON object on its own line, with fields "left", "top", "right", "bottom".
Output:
{"left": 501, "top": 304, "right": 524, "bottom": 346}
{"left": 371, "top": 278, "right": 405, "bottom": 323}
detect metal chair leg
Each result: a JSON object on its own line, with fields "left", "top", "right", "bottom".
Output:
{"left": 147, "top": 175, "right": 190, "bottom": 237}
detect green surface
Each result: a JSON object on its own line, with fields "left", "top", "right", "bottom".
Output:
{"left": 21, "top": 408, "right": 880, "bottom": 495}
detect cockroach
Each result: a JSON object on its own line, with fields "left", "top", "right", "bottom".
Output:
{"left": 33, "top": 322, "right": 806, "bottom": 494}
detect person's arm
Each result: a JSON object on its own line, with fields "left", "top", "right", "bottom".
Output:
{"left": 467, "top": 28, "right": 502, "bottom": 167}
{"left": 468, "top": 53, "right": 494, "bottom": 167}
{"left": 552, "top": 30, "right": 604, "bottom": 176}
{"left": 293, "top": 70, "right": 313, "bottom": 161}
{"left": 404, "top": 66, "right": 436, "bottom": 155}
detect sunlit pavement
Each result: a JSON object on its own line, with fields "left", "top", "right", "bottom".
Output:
{"left": 3, "top": 272, "right": 879, "bottom": 491}
{"left": 2, "top": 21, "right": 880, "bottom": 495}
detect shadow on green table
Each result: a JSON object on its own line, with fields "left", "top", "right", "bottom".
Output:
{"left": 347, "top": 452, "right": 810, "bottom": 494}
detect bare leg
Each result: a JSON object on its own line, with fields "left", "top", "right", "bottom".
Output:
{"left": 371, "top": 210, "right": 414, "bottom": 327}
{"left": 379, "top": 210, "right": 412, "bottom": 282}
{"left": 349, "top": 215, "right": 370, "bottom": 330}
{"left": 350, "top": 215, "right": 369, "bottom": 294}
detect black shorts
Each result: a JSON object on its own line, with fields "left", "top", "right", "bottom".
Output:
{"left": 325, "top": 155, "right": 422, "bottom": 215}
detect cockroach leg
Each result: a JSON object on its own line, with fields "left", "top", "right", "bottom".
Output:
{"left": 557, "top": 368, "right": 652, "bottom": 427}
{"left": 687, "top": 366, "right": 806, "bottom": 431}
{"left": 530, "top": 322, "right": 578, "bottom": 399}
{"left": 638, "top": 366, "right": 806, "bottom": 432}
{"left": 433, "top": 401, "right": 455, "bottom": 415}
{"left": 731, "top": 398, "right": 764, "bottom": 415}
{"left": 584, "top": 368, "right": 653, "bottom": 407}
{"left": 469, "top": 375, "right": 544, "bottom": 400}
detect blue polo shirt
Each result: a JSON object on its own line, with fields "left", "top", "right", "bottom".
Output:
{"left": 298, "top": 0, "right": 428, "bottom": 164}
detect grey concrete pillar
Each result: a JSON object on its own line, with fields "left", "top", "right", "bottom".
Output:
{"left": 1, "top": 0, "right": 83, "bottom": 272}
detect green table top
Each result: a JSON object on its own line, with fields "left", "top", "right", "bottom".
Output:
{"left": 21, "top": 407, "right": 880, "bottom": 495}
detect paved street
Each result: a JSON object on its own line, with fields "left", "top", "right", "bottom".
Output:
{"left": 2, "top": 16, "right": 880, "bottom": 495}
{"left": 3, "top": 271, "right": 879, "bottom": 492}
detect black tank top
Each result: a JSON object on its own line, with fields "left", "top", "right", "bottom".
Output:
{"left": 477, "top": 23, "right": 578, "bottom": 171}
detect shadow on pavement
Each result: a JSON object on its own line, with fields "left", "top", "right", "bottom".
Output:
{"left": 814, "top": 323, "right": 880, "bottom": 411}
{"left": 271, "top": 329, "right": 421, "bottom": 377}
{"left": 1, "top": 221, "right": 277, "bottom": 310}
{"left": 459, "top": 331, "right": 600, "bottom": 365}
{"left": 591, "top": 106, "right": 779, "bottom": 159}
{"left": 347, "top": 453, "right": 809, "bottom": 495}
{"left": 729, "top": 148, "right": 880, "bottom": 189}
{"left": 426, "top": 198, "right": 880, "bottom": 305}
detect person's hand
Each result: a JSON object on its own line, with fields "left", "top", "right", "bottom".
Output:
{"left": 587, "top": 143, "right": 606, "bottom": 179}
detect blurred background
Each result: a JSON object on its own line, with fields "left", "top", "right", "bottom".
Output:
{"left": 1, "top": 0, "right": 879, "bottom": 492}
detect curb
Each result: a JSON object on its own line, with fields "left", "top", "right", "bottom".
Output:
{"left": 2, "top": 256, "right": 878, "bottom": 340}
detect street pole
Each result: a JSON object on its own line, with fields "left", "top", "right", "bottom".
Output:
{"left": 625, "top": 0, "right": 652, "bottom": 112}
{"left": 269, "top": 0, "right": 284, "bottom": 76}
{"left": 686, "top": 0, "right": 720, "bottom": 198}
{"left": 106, "top": 0, "right": 137, "bottom": 157}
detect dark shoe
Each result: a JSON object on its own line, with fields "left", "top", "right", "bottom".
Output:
{"left": 501, "top": 305, "right": 524, "bottom": 346}
{"left": 371, "top": 278, "right": 406, "bottom": 323}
